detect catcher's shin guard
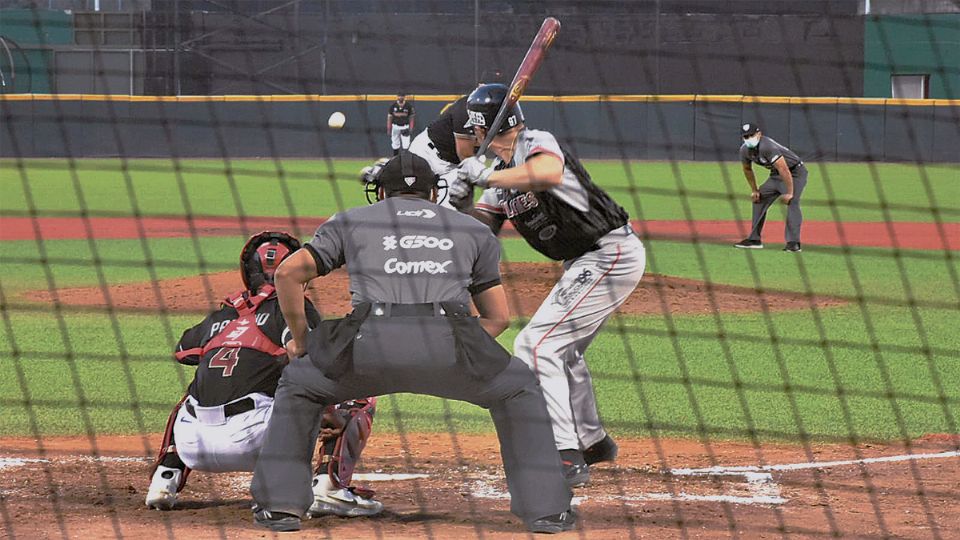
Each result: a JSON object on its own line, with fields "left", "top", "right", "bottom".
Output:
{"left": 315, "top": 398, "right": 377, "bottom": 491}
{"left": 150, "top": 394, "right": 192, "bottom": 492}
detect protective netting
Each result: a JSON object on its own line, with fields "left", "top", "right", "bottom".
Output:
{"left": 1, "top": 1, "right": 958, "bottom": 538}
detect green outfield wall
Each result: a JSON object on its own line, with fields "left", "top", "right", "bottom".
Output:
{"left": 1, "top": 94, "right": 958, "bottom": 162}
{"left": 864, "top": 14, "right": 960, "bottom": 99}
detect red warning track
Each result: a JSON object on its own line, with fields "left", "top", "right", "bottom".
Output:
{"left": 1, "top": 216, "right": 957, "bottom": 250}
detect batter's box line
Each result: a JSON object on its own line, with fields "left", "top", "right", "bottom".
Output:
{"left": 670, "top": 450, "right": 960, "bottom": 506}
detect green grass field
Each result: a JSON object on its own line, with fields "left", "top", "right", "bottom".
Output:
{"left": 1, "top": 159, "right": 958, "bottom": 444}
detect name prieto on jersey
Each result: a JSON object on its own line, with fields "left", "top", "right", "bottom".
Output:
{"left": 383, "top": 235, "right": 454, "bottom": 251}
{"left": 209, "top": 312, "right": 270, "bottom": 337}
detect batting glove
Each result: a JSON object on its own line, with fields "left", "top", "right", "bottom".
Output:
{"left": 457, "top": 156, "right": 494, "bottom": 187}
{"left": 446, "top": 176, "right": 474, "bottom": 204}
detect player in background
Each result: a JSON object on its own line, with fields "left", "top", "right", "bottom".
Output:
{"left": 145, "top": 231, "right": 382, "bottom": 518}
{"left": 387, "top": 92, "right": 415, "bottom": 155}
{"left": 453, "top": 84, "right": 646, "bottom": 488}
{"left": 735, "top": 122, "right": 808, "bottom": 252}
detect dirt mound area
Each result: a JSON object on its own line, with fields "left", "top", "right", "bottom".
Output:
{"left": 24, "top": 262, "right": 843, "bottom": 317}
{"left": 1, "top": 432, "right": 957, "bottom": 539}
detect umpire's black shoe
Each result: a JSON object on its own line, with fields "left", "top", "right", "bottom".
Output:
{"left": 527, "top": 509, "right": 578, "bottom": 534}
{"left": 560, "top": 449, "right": 590, "bottom": 488}
{"left": 253, "top": 508, "right": 301, "bottom": 532}
{"left": 734, "top": 238, "right": 763, "bottom": 249}
{"left": 783, "top": 242, "right": 802, "bottom": 253}
{"left": 583, "top": 435, "right": 619, "bottom": 465}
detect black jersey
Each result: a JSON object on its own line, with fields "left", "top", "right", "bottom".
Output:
{"left": 475, "top": 129, "right": 628, "bottom": 261}
{"left": 175, "top": 292, "right": 321, "bottom": 406}
{"left": 388, "top": 101, "right": 414, "bottom": 126}
{"left": 426, "top": 96, "right": 474, "bottom": 164}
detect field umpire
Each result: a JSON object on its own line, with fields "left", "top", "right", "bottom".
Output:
{"left": 735, "top": 122, "right": 808, "bottom": 252}
{"left": 250, "top": 151, "right": 576, "bottom": 534}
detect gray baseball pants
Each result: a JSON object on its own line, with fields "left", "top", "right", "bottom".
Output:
{"left": 250, "top": 315, "right": 572, "bottom": 524}
{"left": 747, "top": 165, "right": 809, "bottom": 244}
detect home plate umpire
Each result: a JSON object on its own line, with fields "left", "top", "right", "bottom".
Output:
{"left": 249, "top": 150, "right": 577, "bottom": 534}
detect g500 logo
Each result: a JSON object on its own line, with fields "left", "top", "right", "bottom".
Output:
{"left": 383, "top": 235, "right": 455, "bottom": 251}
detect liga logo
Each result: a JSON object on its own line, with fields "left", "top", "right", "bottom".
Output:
{"left": 383, "top": 258, "right": 453, "bottom": 275}
{"left": 383, "top": 235, "right": 455, "bottom": 251}
{"left": 396, "top": 208, "right": 437, "bottom": 219}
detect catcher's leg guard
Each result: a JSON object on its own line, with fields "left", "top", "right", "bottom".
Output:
{"left": 150, "top": 394, "right": 191, "bottom": 492}
{"left": 315, "top": 398, "right": 376, "bottom": 491}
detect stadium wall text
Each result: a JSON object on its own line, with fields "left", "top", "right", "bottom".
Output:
{"left": 1, "top": 94, "right": 958, "bottom": 163}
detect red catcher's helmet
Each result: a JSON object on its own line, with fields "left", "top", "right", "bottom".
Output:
{"left": 239, "top": 231, "right": 301, "bottom": 292}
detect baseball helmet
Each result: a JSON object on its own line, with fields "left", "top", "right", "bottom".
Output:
{"left": 239, "top": 231, "right": 301, "bottom": 292}
{"left": 362, "top": 151, "right": 443, "bottom": 204}
{"left": 465, "top": 83, "right": 524, "bottom": 134}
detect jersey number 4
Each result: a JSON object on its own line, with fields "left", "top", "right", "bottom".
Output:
{"left": 209, "top": 347, "right": 241, "bottom": 377}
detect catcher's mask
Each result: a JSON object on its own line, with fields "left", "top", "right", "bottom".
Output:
{"left": 239, "top": 231, "right": 301, "bottom": 292}
{"left": 361, "top": 151, "right": 447, "bottom": 204}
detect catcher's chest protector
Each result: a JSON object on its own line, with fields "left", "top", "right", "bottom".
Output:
{"left": 202, "top": 285, "right": 286, "bottom": 357}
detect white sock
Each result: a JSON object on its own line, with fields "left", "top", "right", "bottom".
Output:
{"left": 312, "top": 473, "right": 337, "bottom": 495}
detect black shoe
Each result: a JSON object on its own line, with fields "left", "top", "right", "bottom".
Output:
{"left": 783, "top": 242, "right": 802, "bottom": 253}
{"left": 527, "top": 509, "right": 578, "bottom": 534}
{"left": 734, "top": 238, "right": 763, "bottom": 249}
{"left": 583, "top": 435, "right": 619, "bottom": 465}
{"left": 560, "top": 449, "right": 590, "bottom": 488}
{"left": 253, "top": 508, "right": 301, "bottom": 532}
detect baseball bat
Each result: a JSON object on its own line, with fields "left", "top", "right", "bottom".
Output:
{"left": 476, "top": 16, "right": 561, "bottom": 157}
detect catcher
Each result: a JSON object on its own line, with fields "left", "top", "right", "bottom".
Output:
{"left": 146, "top": 231, "right": 381, "bottom": 517}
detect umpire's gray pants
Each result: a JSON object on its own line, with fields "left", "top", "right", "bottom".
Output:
{"left": 251, "top": 317, "right": 572, "bottom": 524}
{"left": 748, "top": 165, "right": 808, "bottom": 244}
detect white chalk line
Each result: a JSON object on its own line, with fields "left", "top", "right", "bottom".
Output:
{"left": 465, "top": 450, "right": 960, "bottom": 507}
{"left": 5, "top": 450, "right": 957, "bottom": 507}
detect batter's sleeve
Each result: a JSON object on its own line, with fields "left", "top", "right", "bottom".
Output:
{"left": 474, "top": 188, "right": 505, "bottom": 218}
{"left": 523, "top": 130, "right": 564, "bottom": 164}
{"left": 469, "top": 231, "right": 502, "bottom": 295}
{"left": 305, "top": 214, "right": 347, "bottom": 276}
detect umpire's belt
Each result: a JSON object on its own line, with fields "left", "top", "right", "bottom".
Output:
{"left": 368, "top": 301, "right": 471, "bottom": 318}
{"left": 185, "top": 397, "right": 255, "bottom": 424}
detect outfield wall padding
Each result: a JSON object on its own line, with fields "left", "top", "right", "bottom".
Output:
{"left": 2, "top": 96, "right": 958, "bottom": 163}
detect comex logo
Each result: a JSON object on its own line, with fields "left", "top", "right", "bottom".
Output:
{"left": 383, "top": 235, "right": 454, "bottom": 251}
{"left": 396, "top": 208, "right": 437, "bottom": 219}
{"left": 384, "top": 258, "right": 453, "bottom": 275}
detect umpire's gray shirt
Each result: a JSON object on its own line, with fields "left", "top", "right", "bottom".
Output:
{"left": 306, "top": 197, "right": 502, "bottom": 305}
{"left": 740, "top": 136, "right": 802, "bottom": 173}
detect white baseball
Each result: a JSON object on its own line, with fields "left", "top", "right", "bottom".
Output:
{"left": 328, "top": 111, "right": 346, "bottom": 129}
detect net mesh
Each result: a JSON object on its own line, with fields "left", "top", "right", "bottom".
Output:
{"left": 1, "top": 1, "right": 958, "bottom": 538}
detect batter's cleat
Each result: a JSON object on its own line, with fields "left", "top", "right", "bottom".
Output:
{"left": 527, "top": 509, "right": 578, "bottom": 534}
{"left": 145, "top": 465, "right": 182, "bottom": 510}
{"left": 253, "top": 508, "right": 301, "bottom": 532}
{"left": 734, "top": 239, "right": 763, "bottom": 249}
{"left": 560, "top": 449, "right": 590, "bottom": 488}
{"left": 583, "top": 435, "right": 619, "bottom": 465}
{"left": 308, "top": 475, "right": 383, "bottom": 518}
{"left": 783, "top": 242, "right": 802, "bottom": 253}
